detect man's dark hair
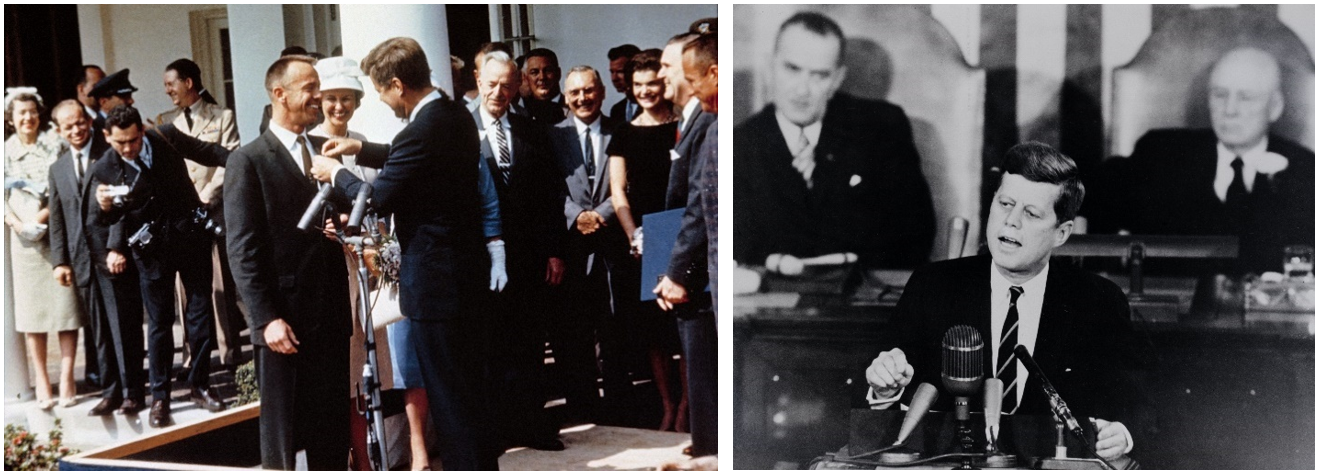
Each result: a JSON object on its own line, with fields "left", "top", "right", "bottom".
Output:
{"left": 165, "top": 58, "right": 218, "bottom": 104}
{"left": 776, "top": 11, "right": 847, "bottom": 67}
{"left": 682, "top": 33, "right": 717, "bottom": 72}
{"left": 608, "top": 44, "right": 641, "bottom": 62}
{"left": 105, "top": 105, "right": 143, "bottom": 132}
{"left": 627, "top": 49, "right": 663, "bottom": 82}
{"left": 264, "top": 55, "right": 317, "bottom": 96}
{"left": 524, "top": 48, "right": 560, "bottom": 70}
{"left": 360, "top": 37, "right": 433, "bottom": 91}
{"left": 280, "top": 45, "right": 308, "bottom": 56}
{"left": 1000, "top": 141, "right": 1086, "bottom": 223}
{"left": 75, "top": 65, "right": 104, "bottom": 88}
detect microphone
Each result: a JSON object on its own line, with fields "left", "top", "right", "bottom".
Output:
{"left": 893, "top": 382, "right": 939, "bottom": 447}
{"left": 980, "top": 377, "right": 1017, "bottom": 468}
{"left": 764, "top": 252, "right": 858, "bottom": 276}
{"left": 1012, "top": 345, "right": 1083, "bottom": 437}
{"left": 941, "top": 325, "right": 985, "bottom": 463}
{"left": 297, "top": 183, "right": 333, "bottom": 232}
{"left": 346, "top": 183, "right": 372, "bottom": 235}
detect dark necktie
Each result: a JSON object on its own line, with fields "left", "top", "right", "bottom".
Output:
{"left": 183, "top": 106, "right": 193, "bottom": 130}
{"left": 73, "top": 149, "right": 84, "bottom": 181}
{"left": 295, "top": 135, "right": 312, "bottom": 179}
{"left": 493, "top": 119, "right": 512, "bottom": 184}
{"left": 996, "top": 286, "right": 1024, "bottom": 414}
{"left": 583, "top": 128, "right": 596, "bottom": 187}
{"left": 1226, "top": 157, "right": 1249, "bottom": 231}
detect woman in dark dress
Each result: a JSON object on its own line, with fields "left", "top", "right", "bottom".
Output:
{"left": 606, "top": 49, "right": 687, "bottom": 432}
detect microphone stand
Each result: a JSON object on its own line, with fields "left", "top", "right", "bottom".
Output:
{"left": 327, "top": 190, "right": 388, "bottom": 471}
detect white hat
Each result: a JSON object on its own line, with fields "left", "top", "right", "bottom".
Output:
{"left": 315, "top": 57, "right": 364, "bottom": 93}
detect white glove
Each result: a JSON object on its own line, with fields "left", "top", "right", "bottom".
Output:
{"left": 487, "top": 239, "right": 508, "bottom": 292}
{"left": 18, "top": 223, "right": 46, "bottom": 242}
{"left": 631, "top": 226, "right": 644, "bottom": 257}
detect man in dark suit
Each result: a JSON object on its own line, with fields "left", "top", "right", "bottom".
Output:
{"left": 48, "top": 100, "right": 146, "bottom": 416}
{"left": 867, "top": 143, "right": 1144, "bottom": 464}
{"left": 312, "top": 37, "right": 500, "bottom": 470}
{"left": 607, "top": 44, "right": 642, "bottom": 122}
{"left": 521, "top": 48, "right": 568, "bottom": 124}
{"left": 733, "top": 12, "right": 935, "bottom": 269}
{"left": 471, "top": 51, "right": 567, "bottom": 451}
{"left": 224, "top": 55, "right": 351, "bottom": 470}
{"left": 653, "top": 30, "right": 719, "bottom": 458}
{"left": 551, "top": 65, "right": 632, "bottom": 424}
{"left": 90, "top": 105, "right": 229, "bottom": 427}
{"left": 1116, "top": 47, "right": 1314, "bottom": 274}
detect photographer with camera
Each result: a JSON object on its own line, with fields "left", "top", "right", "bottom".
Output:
{"left": 90, "top": 105, "right": 231, "bottom": 428}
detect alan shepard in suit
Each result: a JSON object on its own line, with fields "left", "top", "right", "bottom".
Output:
{"left": 224, "top": 55, "right": 353, "bottom": 470}
{"left": 866, "top": 143, "right": 1144, "bottom": 464}
{"left": 733, "top": 11, "right": 935, "bottom": 269}
{"left": 1118, "top": 47, "right": 1314, "bottom": 274}
{"left": 312, "top": 37, "right": 503, "bottom": 470}
{"left": 90, "top": 105, "right": 230, "bottom": 427}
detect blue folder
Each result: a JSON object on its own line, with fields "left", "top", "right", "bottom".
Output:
{"left": 639, "top": 208, "right": 709, "bottom": 301}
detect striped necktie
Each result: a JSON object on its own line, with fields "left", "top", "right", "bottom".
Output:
{"left": 997, "top": 286, "right": 1024, "bottom": 414}
{"left": 493, "top": 119, "right": 512, "bottom": 184}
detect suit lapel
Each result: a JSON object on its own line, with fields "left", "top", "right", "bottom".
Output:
{"left": 593, "top": 129, "right": 611, "bottom": 199}
{"left": 262, "top": 131, "right": 315, "bottom": 192}
{"left": 754, "top": 107, "right": 811, "bottom": 206}
{"left": 970, "top": 260, "right": 995, "bottom": 378}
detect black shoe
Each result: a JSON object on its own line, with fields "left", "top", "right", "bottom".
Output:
{"left": 88, "top": 397, "right": 122, "bottom": 417}
{"left": 149, "top": 400, "right": 172, "bottom": 427}
{"left": 116, "top": 397, "right": 146, "bottom": 415}
{"left": 190, "top": 386, "right": 227, "bottom": 412}
{"left": 513, "top": 435, "right": 565, "bottom": 452}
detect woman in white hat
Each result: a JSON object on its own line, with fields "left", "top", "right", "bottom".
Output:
{"left": 309, "top": 57, "right": 410, "bottom": 470}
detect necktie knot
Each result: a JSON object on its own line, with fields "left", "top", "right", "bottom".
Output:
{"left": 1231, "top": 157, "right": 1244, "bottom": 171}
{"left": 1009, "top": 286, "right": 1024, "bottom": 305}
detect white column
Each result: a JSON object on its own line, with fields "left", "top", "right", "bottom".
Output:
{"left": 227, "top": 4, "right": 286, "bottom": 145}
{"left": 1101, "top": 4, "right": 1152, "bottom": 156}
{"left": 931, "top": 4, "right": 982, "bottom": 67}
{"left": 338, "top": 4, "right": 452, "bottom": 144}
{"left": 1016, "top": 4, "right": 1068, "bottom": 145}
{"left": 76, "top": 4, "right": 107, "bottom": 68}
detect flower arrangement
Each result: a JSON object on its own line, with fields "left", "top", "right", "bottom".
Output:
{"left": 5, "top": 419, "right": 75, "bottom": 471}
{"left": 372, "top": 234, "right": 402, "bottom": 288}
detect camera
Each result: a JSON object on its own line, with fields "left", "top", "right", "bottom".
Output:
{"left": 128, "top": 222, "right": 155, "bottom": 250}
{"left": 191, "top": 207, "right": 223, "bottom": 238}
{"left": 106, "top": 185, "right": 132, "bottom": 208}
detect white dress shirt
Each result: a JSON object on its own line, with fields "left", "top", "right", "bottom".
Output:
{"left": 774, "top": 111, "right": 823, "bottom": 157}
{"left": 1213, "top": 138, "right": 1268, "bottom": 201}
{"left": 267, "top": 122, "right": 315, "bottom": 173}
{"left": 573, "top": 115, "right": 603, "bottom": 173}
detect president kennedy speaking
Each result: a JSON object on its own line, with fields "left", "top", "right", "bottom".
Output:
{"left": 864, "top": 143, "right": 1146, "bottom": 463}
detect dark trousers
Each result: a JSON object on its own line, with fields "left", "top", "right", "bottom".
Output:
{"left": 135, "top": 240, "right": 216, "bottom": 401}
{"left": 410, "top": 317, "right": 500, "bottom": 470}
{"left": 489, "top": 279, "right": 556, "bottom": 443}
{"left": 548, "top": 253, "right": 634, "bottom": 419}
{"left": 80, "top": 294, "right": 100, "bottom": 387}
{"left": 676, "top": 296, "right": 717, "bottom": 456}
{"left": 256, "top": 331, "right": 349, "bottom": 470}
{"left": 92, "top": 265, "right": 145, "bottom": 400}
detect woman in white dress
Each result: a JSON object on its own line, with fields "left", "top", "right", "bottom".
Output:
{"left": 4, "top": 89, "right": 82, "bottom": 410}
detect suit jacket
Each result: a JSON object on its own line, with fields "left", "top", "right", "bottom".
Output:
{"left": 524, "top": 96, "right": 567, "bottom": 125}
{"left": 552, "top": 115, "right": 629, "bottom": 275}
{"left": 733, "top": 93, "right": 935, "bottom": 268}
{"left": 609, "top": 98, "right": 638, "bottom": 124}
{"left": 472, "top": 108, "right": 566, "bottom": 284}
{"left": 156, "top": 101, "right": 240, "bottom": 205}
{"left": 48, "top": 135, "right": 109, "bottom": 288}
{"left": 1121, "top": 129, "right": 1315, "bottom": 273}
{"left": 224, "top": 131, "right": 351, "bottom": 345}
{"left": 339, "top": 96, "right": 485, "bottom": 321}
{"left": 893, "top": 255, "right": 1146, "bottom": 423}
{"left": 668, "top": 117, "right": 717, "bottom": 290}
{"left": 666, "top": 106, "right": 717, "bottom": 211}
{"left": 88, "top": 124, "right": 230, "bottom": 279}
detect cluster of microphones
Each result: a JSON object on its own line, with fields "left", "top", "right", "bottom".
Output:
{"left": 860, "top": 325, "right": 1121, "bottom": 470}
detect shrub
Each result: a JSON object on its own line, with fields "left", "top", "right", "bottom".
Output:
{"left": 235, "top": 360, "right": 260, "bottom": 406}
{"left": 4, "top": 419, "right": 76, "bottom": 471}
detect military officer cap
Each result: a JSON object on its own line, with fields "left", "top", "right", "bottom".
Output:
{"left": 89, "top": 69, "right": 139, "bottom": 98}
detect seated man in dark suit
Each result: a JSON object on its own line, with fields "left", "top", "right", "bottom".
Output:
{"left": 1118, "top": 47, "right": 1314, "bottom": 274}
{"left": 866, "top": 143, "right": 1144, "bottom": 465}
{"left": 733, "top": 11, "right": 935, "bottom": 270}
